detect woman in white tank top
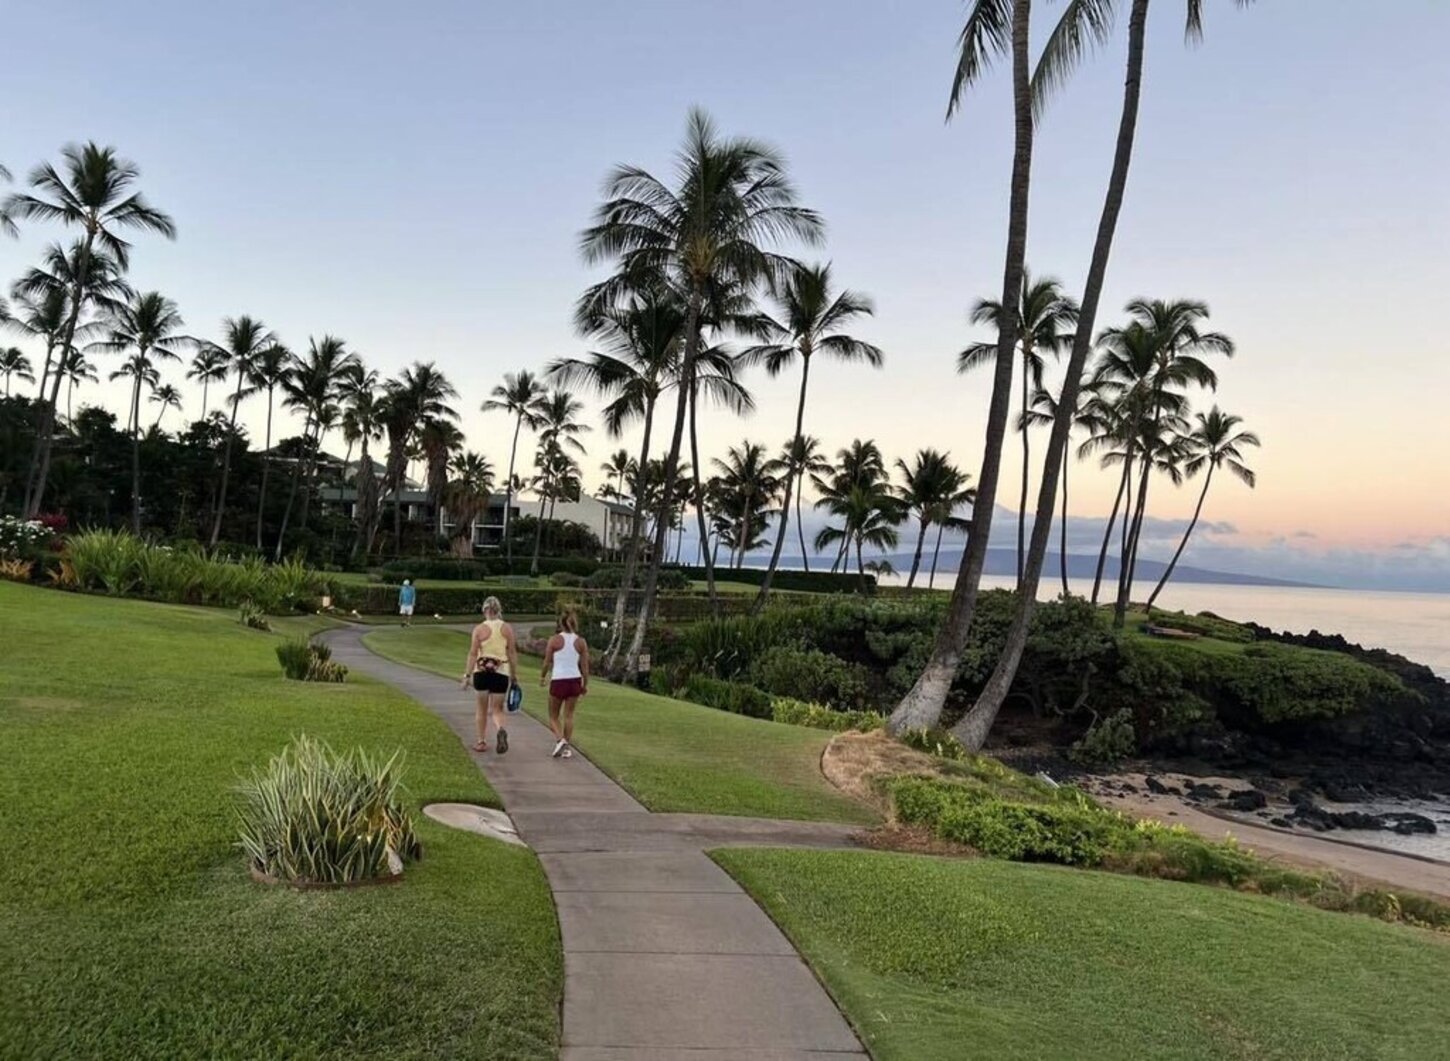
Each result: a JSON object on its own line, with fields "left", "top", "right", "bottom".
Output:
{"left": 540, "top": 610, "right": 590, "bottom": 758}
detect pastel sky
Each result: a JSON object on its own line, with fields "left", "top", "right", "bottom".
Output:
{"left": 2, "top": 2, "right": 1446, "bottom": 590}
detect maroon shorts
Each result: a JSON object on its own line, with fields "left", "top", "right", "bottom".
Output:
{"left": 550, "top": 678, "right": 584, "bottom": 701}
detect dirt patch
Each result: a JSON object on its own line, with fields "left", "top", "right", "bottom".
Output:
{"left": 858, "top": 822, "right": 979, "bottom": 858}
{"left": 821, "top": 730, "right": 950, "bottom": 811}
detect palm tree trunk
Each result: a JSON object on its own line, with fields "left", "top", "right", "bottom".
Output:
{"left": 889, "top": 0, "right": 1035, "bottom": 735}
{"left": 1059, "top": 449, "right": 1070, "bottom": 596}
{"left": 504, "top": 413, "right": 522, "bottom": 565}
{"left": 1146, "top": 463, "right": 1213, "bottom": 611}
{"left": 1018, "top": 353, "right": 1029, "bottom": 587}
{"left": 855, "top": 538, "right": 866, "bottom": 594}
{"left": 273, "top": 414, "right": 313, "bottom": 561}
{"left": 754, "top": 354, "right": 810, "bottom": 611}
{"left": 200, "top": 380, "right": 210, "bottom": 421}
{"left": 929, "top": 520, "right": 947, "bottom": 589}
{"left": 1091, "top": 455, "right": 1131, "bottom": 604}
{"left": 256, "top": 387, "right": 275, "bottom": 550}
{"left": 209, "top": 373, "right": 247, "bottom": 547}
{"left": 1115, "top": 429, "right": 1155, "bottom": 628}
{"left": 687, "top": 364, "right": 719, "bottom": 613}
{"left": 953, "top": 0, "right": 1150, "bottom": 751}
{"left": 907, "top": 516, "right": 928, "bottom": 588}
{"left": 623, "top": 291, "right": 702, "bottom": 679}
{"left": 530, "top": 485, "right": 548, "bottom": 576}
{"left": 796, "top": 480, "right": 810, "bottom": 572}
{"left": 25, "top": 237, "right": 95, "bottom": 518}
{"left": 603, "top": 395, "right": 656, "bottom": 669}
{"left": 66, "top": 378, "right": 74, "bottom": 425}
{"left": 129, "top": 373, "right": 143, "bottom": 535}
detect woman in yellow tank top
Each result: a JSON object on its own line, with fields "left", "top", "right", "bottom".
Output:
{"left": 461, "top": 596, "right": 519, "bottom": 753}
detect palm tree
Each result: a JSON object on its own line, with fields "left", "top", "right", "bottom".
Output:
{"left": 580, "top": 107, "right": 822, "bottom": 678}
{"left": 149, "top": 383, "right": 182, "bottom": 429}
{"left": 814, "top": 480, "right": 904, "bottom": 592}
{"left": 187, "top": 344, "right": 229, "bottom": 420}
{"left": 742, "top": 261, "right": 883, "bottom": 609}
{"left": 481, "top": 370, "right": 547, "bottom": 564}
{"left": 812, "top": 439, "right": 888, "bottom": 573}
{"left": 2, "top": 143, "right": 175, "bottom": 517}
{"left": 710, "top": 442, "right": 784, "bottom": 568}
{"left": 926, "top": 477, "right": 975, "bottom": 590}
{"left": 247, "top": 343, "right": 292, "bottom": 550}
{"left": 10, "top": 287, "right": 72, "bottom": 399}
{"left": 0, "top": 348, "right": 32, "bottom": 396}
{"left": 1021, "top": 377, "right": 1098, "bottom": 595}
{"left": 205, "top": 316, "right": 276, "bottom": 546}
{"left": 950, "top": 0, "right": 1255, "bottom": 750}
{"left": 339, "top": 369, "right": 383, "bottom": 557}
{"left": 418, "top": 417, "right": 465, "bottom": 535}
{"left": 527, "top": 390, "right": 589, "bottom": 574}
{"left": 600, "top": 449, "right": 633, "bottom": 500}
{"left": 956, "top": 271, "right": 1079, "bottom": 586}
{"left": 443, "top": 451, "right": 495, "bottom": 557}
{"left": 58, "top": 347, "right": 97, "bottom": 422}
{"left": 783, "top": 434, "right": 832, "bottom": 572}
{"left": 1145, "top": 407, "right": 1258, "bottom": 609}
{"left": 890, "top": 0, "right": 1037, "bottom": 735}
{"left": 94, "top": 291, "right": 187, "bottom": 533}
{"left": 109, "top": 354, "right": 159, "bottom": 433}
{"left": 273, "top": 337, "right": 360, "bottom": 559}
{"left": 896, "top": 449, "right": 972, "bottom": 589}
{"left": 366, "top": 362, "right": 458, "bottom": 556}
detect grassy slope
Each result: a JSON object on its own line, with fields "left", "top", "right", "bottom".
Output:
{"left": 0, "top": 584, "right": 561, "bottom": 1060}
{"left": 362, "top": 627, "right": 874, "bottom": 824}
{"left": 716, "top": 848, "right": 1450, "bottom": 1061}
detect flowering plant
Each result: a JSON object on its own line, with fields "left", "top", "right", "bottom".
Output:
{"left": 0, "top": 516, "right": 54, "bottom": 560}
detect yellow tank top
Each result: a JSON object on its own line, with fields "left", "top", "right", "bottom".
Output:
{"left": 477, "top": 619, "right": 510, "bottom": 675}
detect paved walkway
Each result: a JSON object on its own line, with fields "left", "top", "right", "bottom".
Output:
{"left": 324, "top": 626, "right": 867, "bottom": 1060}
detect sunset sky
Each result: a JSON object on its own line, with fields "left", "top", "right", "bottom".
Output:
{"left": 2, "top": 2, "right": 1446, "bottom": 591}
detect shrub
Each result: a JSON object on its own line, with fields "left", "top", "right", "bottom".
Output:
{"left": 0, "top": 557, "right": 34, "bottom": 582}
{"left": 899, "top": 727, "right": 969, "bottom": 761}
{"left": 1069, "top": 709, "right": 1137, "bottom": 766}
{"left": 1145, "top": 610, "right": 1255, "bottom": 643}
{"left": 238, "top": 602, "right": 272, "bottom": 631}
{"left": 772, "top": 697, "right": 883, "bottom": 732}
{"left": 549, "top": 571, "right": 585, "bottom": 587}
{"left": 235, "top": 735, "right": 422, "bottom": 885}
{"left": 276, "top": 638, "right": 346, "bottom": 682}
{"left": 680, "top": 674, "right": 773, "bottom": 719}
{"left": 671, "top": 565, "right": 873, "bottom": 594}
{"left": 0, "top": 515, "right": 57, "bottom": 563}
{"left": 678, "top": 610, "right": 807, "bottom": 680}
{"left": 749, "top": 645, "right": 871, "bottom": 710}
{"left": 377, "top": 557, "right": 492, "bottom": 581}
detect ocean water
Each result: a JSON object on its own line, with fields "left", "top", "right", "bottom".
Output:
{"left": 884, "top": 573, "right": 1450, "bottom": 678}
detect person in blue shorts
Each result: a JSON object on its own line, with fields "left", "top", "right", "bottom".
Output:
{"left": 398, "top": 579, "right": 416, "bottom": 627}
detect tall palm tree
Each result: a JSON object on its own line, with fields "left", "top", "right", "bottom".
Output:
{"left": 3, "top": 143, "right": 175, "bottom": 517}
{"left": 1021, "top": 376, "right": 1099, "bottom": 595}
{"left": 482, "top": 371, "right": 547, "bottom": 565}
{"left": 108, "top": 354, "right": 159, "bottom": 433}
{"left": 527, "top": 390, "right": 589, "bottom": 575}
{"left": 783, "top": 434, "right": 832, "bottom": 572}
{"left": 58, "top": 347, "right": 97, "bottom": 423}
{"left": 273, "top": 337, "right": 359, "bottom": 559}
{"left": 890, "top": 0, "right": 1037, "bottom": 734}
{"left": 0, "top": 348, "right": 32, "bottom": 396}
{"left": 10, "top": 287, "right": 72, "bottom": 399}
{"left": 600, "top": 449, "right": 635, "bottom": 500}
{"left": 710, "top": 442, "right": 784, "bottom": 568}
{"left": 812, "top": 439, "right": 888, "bottom": 573}
{"left": 896, "top": 449, "right": 974, "bottom": 589}
{"left": 149, "top": 383, "right": 182, "bottom": 429}
{"left": 1145, "top": 407, "right": 1258, "bottom": 609}
{"left": 580, "top": 107, "right": 822, "bottom": 678}
{"left": 814, "top": 480, "right": 904, "bottom": 592}
{"left": 187, "top": 344, "right": 229, "bottom": 420}
{"left": 367, "top": 361, "right": 457, "bottom": 556}
{"left": 95, "top": 291, "right": 187, "bottom": 533}
{"left": 742, "top": 261, "right": 882, "bottom": 609}
{"left": 11, "top": 243, "right": 131, "bottom": 514}
{"left": 926, "top": 476, "right": 975, "bottom": 590}
{"left": 205, "top": 316, "right": 276, "bottom": 545}
{"left": 956, "top": 271, "right": 1079, "bottom": 585}
{"left": 339, "top": 369, "right": 383, "bottom": 558}
{"left": 443, "top": 451, "right": 495, "bottom": 557}
{"left": 418, "top": 417, "right": 465, "bottom": 535}
{"left": 952, "top": 0, "right": 1255, "bottom": 749}
{"left": 247, "top": 343, "right": 292, "bottom": 550}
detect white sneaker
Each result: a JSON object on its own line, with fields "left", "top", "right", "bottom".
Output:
{"left": 551, "top": 739, "right": 567, "bottom": 758}
{"left": 562, "top": 744, "right": 573, "bottom": 759}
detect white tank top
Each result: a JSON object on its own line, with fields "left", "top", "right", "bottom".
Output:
{"left": 552, "top": 632, "right": 582, "bottom": 680}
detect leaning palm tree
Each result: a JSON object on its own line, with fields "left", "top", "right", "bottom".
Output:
{"left": 951, "top": 0, "right": 1256, "bottom": 749}
{"left": 149, "top": 382, "right": 182, "bottom": 429}
{"left": 206, "top": 316, "right": 276, "bottom": 545}
{"left": 94, "top": 291, "right": 187, "bottom": 533}
{"left": 10, "top": 287, "right": 72, "bottom": 399}
{"left": 0, "top": 347, "right": 33, "bottom": 396}
{"left": 926, "top": 475, "right": 976, "bottom": 590}
{"left": 889, "top": 0, "right": 1038, "bottom": 734}
{"left": 481, "top": 370, "right": 547, "bottom": 564}
{"left": 1145, "top": 407, "right": 1258, "bottom": 609}
{"left": 59, "top": 347, "right": 98, "bottom": 423}
{"left": 3, "top": 143, "right": 175, "bottom": 517}
{"left": 247, "top": 343, "right": 292, "bottom": 550}
{"left": 187, "top": 343, "right": 229, "bottom": 420}
{"left": 579, "top": 107, "right": 822, "bottom": 678}
{"left": 1021, "top": 375, "right": 1099, "bottom": 595}
{"left": 741, "top": 261, "right": 882, "bottom": 607}
{"left": 957, "top": 270, "right": 1079, "bottom": 586}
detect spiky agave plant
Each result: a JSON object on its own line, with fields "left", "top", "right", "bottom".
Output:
{"left": 236, "top": 736, "right": 421, "bottom": 886}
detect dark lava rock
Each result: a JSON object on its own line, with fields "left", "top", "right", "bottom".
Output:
{"left": 1383, "top": 813, "right": 1437, "bottom": 835}
{"left": 1145, "top": 775, "right": 1171, "bottom": 795}
{"left": 1119, "top": 782, "right": 1138, "bottom": 794}
{"left": 1270, "top": 816, "right": 1294, "bottom": 828}
{"left": 1186, "top": 783, "right": 1223, "bottom": 802}
{"left": 1287, "top": 786, "right": 1316, "bottom": 808}
{"left": 1221, "top": 789, "right": 1268, "bottom": 812}
{"left": 1332, "top": 810, "right": 1382, "bottom": 831}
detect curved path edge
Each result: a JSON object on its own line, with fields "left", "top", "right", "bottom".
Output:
{"left": 322, "top": 625, "right": 868, "bottom": 1060}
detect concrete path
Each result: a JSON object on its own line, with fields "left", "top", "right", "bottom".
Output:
{"left": 323, "top": 626, "right": 867, "bottom": 1060}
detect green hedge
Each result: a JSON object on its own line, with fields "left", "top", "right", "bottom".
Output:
{"left": 672, "top": 565, "right": 873, "bottom": 594}
{"left": 680, "top": 674, "right": 773, "bottom": 719}
{"left": 771, "top": 698, "right": 883, "bottom": 732}
{"left": 749, "top": 645, "right": 871, "bottom": 710}
{"left": 333, "top": 583, "right": 780, "bottom": 622}
{"left": 376, "top": 555, "right": 600, "bottom": 580}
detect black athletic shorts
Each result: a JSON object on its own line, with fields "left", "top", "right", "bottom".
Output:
{"left": 473, "top": 668, "right": 510, "bottom": 694}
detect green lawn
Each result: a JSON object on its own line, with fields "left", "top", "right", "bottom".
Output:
{"left": 0, "top": 583, "right": 561, "bottom": 1059}
{"left": 715, "top": 848, "right": 1450, "bottom": 1061}
{"left": 362, "top": 627, "right": 875, "bottom": 824}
